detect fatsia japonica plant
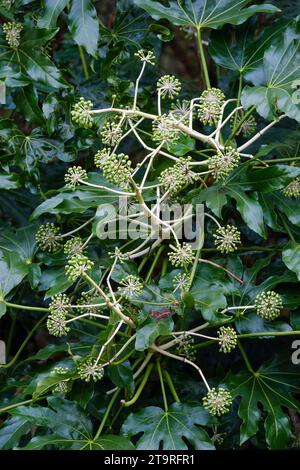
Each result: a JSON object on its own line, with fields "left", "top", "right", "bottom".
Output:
{"left": 1, "top": 0, "right": 300, "bottom": 452}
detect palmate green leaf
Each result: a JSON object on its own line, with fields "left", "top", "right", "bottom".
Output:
{"left": 39, "top": 266, "right": 73, "bottom": 298}
{"left": 135, "top": 317, "right": 174, "bottom": 351}
{"left": 67, "top": 0, "right": 100, "bottom": 56}
{"left": 13, "top": 86, "right": 45, "bottom": 124}
{"left": 0, "top": 250, "right": 28, "bottom": 316}
{"left": 261, "top": 191, "right": 300, "bottom": 227}
{"left": 225, "top": 356, "right": 300, "bottom": 449}
{"left": 11, "top": 396, "right": 92, "bottom": 441}
{"left": 134, "top": 0, "right": 279, "bottom": 29}
{"left": 242, "top": 24, "right": 300, "bottom": 121}
{"left": 0, "top": 224, "right": 37, "bottom": 263}
{"left": 191, "top": 279, "right": 228, "bottom": 323}
{"left": 38, "top": 0, "right": 68, "bottom": 29}
{"left": 122, "top": 402, "right": 215, "bottom": 450}
{"left": 282, "top": 241, "right": 300, "bottom": 281}
{"left": 209, "top": 20, "right": 290, "bottom": 75}
{"left": 0, "top": 416, "right": 31, "bottom": 450}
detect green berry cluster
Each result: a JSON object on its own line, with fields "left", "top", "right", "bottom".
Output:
{"left": 101, "top": 119, "right": 123, "bottom": 146}
{"left": 134, "top": 49, "right": 155, "bottom": 65}
{"left": 0, "top": 0, "right": 13, "bottom": 9}
{"left": 49, "top": 293, "right": 70, "bottom": 315}
{"left": 64, "top": 237, "right": 84, "bottom": 258}
{"left": 157, "top": 75, "right": 181, "bottom": 99}
{"left": 3, "top": 22, "right": 23, "bottom": 48}
{"left": 170, "top": 100, "right": 191, "bottom": 124}
{"left": 76, "top": 290, "right": 101, "bottom": 317}
{"left": 71, "top": 97, "right": 94, "bottom": 128}
{"left": 47, "top": 311, "right": 69, "bottom": 337}
{"left": 172, "top": 272, "right": 191, "bottom": 292}
{"left": 282, "top": 178, "right": 300, "bottom": 198}
{"left": 35, "top": 223, "right": 62, "bottom": 253}
{"left": 177, "top": 333, "right": 196, "bottom": 361}
{"left": 208, "top": 147, "right": 240, "bottom": 181}
{"left": 118, "top": 275, "right": 143, "bottom": 299}
{"left": 77, "top": 357, "right": 104, "bottom": 383}
{"left": 65, "top": 254, "right": 94, "bottom": 281}
{"left": 64, "top": 166, "right": 87, "bottom": 190}
{"left": 255, "top": 291, "right": 282, "bottom": 320}
{"left": 218, "top": 326, "right": 237, "bottom": 353}
{"left": 203, "top": 387, "right": 232, "bottom": 416}
{"left": 99, "top": 153, "right": 132, "bottom": 188}
{"left": 94, "top": 148, "right": 111, "bottom": 168}
{"left": 168, "top": 243, "right": 195, "bottom": 268}
{"left": 231, "top": 112, "right": 257, "bottom": 137}
{"left": 159, "top": 157, "right": 198, "bottom": 196}
{"left": 152, "top": 114, "right": 179, "bottom": 144}
{"left": 198, "top": 88, "right": 225, "bottom": 125}
{"left": 213, "top": 225, "right": 241, "bottom": 254}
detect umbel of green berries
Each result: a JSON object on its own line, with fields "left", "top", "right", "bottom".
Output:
{"left": 65, "top": 254, "right": 94, "bottom": 281}
{"left": 208, "top": 147, "right": 240, "bottom": 181}
{"left": 218, "top": 327, "right": 237, "bottom": 353}
{"left": 152, "top": 114, "right": 179, "bottom": 144}
{"left": 49, "top": 293, "right": 70, "bottom": 315}
{"left": 64, "top": 166, "right": 87, "bottom": 190}
{"left": 203, "top": 387, "right": 232, "bottom": 416}
{"left": 35, "top": 223, "right": 62, "bottom": 253}
{"left": 3, "top": 22, "right": 23, "bottom": 49}
{"left": 101, "top": 118, "right": 123, "bottom": 146}
{"left": 96, "top": 152, "right": 132, "bottom": 188}
{"left": 118, "top": 275, "right": 143, "bottom": 299}
{"left": 198, "top": 88, "right": 225, "bottom": 125}
{"left": 255, "top": 291, "right": 283, "bottom": 320}
{"left": 168, "top": 243, "right": 195, "bottom": 268}
{"left": 71, "top": 97, "right": 94, "bottom": 128}
{"left": 159, "top": 157, "right": 198, "bottom": 196}
{"left": 77, "top": 357, "right": 104, "bottom": 383}
{"left": 231, "top": 112, "right": 257, "bottom": 137}
{"left": 47, "top": 311, "right": 69, "bottom": 337}
{"left": 213, "top": 225, "right": 241, "bottom": 254}
{"left": 64, "top": 237, "right": 84, "bottom": 258}
{"left": 157, "top": 75, "right": 181, "bottom": 99}
{"left": 282, "top": 178, "right": 300, "bottom": 198}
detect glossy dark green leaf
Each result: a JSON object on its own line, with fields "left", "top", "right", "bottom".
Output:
{"left": 0, "top": 173, "right": 19, "bottom": 190}
{"left": 134, "top": 0, "right": 279, "bottom": 29}
{"left": 227, "top": 187, "right": 266, "bottom": 238}
{"left": 226, "top": 357, "right": 300, "bottom": 449}
{"left": 0, "top": 416, "right": 31, "bottom": 450}
{"left": 135, "top": 317, "right": 174, "bottom": 351}
{"left": 38, "top": 0, "right": 68, "bottom": 29}
{"left": 108, "top": 361, "right": 135, "bottom": 393}
{"left": 122, "top": 402, "right": 215, "bottom": 450}
{"left": 282, "top": 241, "right": 300, "bottom": 280}
{"left": 67, "top": 0, "right": 99, "bottom": 56}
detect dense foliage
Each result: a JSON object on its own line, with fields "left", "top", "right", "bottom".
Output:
{"left": 1, "top": 0, "right": 300, "bottom": 451}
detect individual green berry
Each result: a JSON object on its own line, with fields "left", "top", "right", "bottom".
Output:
{"left": 203, "top": 387, "right": 232, "bottom": 416}
{"left": 134, "top": 49, "right": 155, "bottom": 65}
{"left": 64, "top": 237, "right": 84, "bottom": 258}
{"left": 101, "top": 118, "right": 123, "bottom": 146}
{"left": 282, "top": 178, "right": 300, "bottom": 198}
{"left": 157, "top": 75, "right": 181, "bottom": 99}
{"left": 47, "top": 311, "right": 70, "bottom": 337}
{"left": 3, "top": 22, "right": 23, "bottom": 49}
{"left": 65, "top": 254, "right": 94, "bottom": 281}
{"left": 64, "top": 166, "right": 87, "bottom": 190}
{"left": 217, "top": 326, "right": 237, "bottom": 353}
{"left": 71, "top": 97, "right": 94, "bottom": 128}
{"left": 77, "top": 357, "right": 104, "bottom": 383}
{"left": 168, "top": 243, "right": 195, "bottom": 268}
{"left": 213, "top": 225, "right": 241, "bottom": 254}
{"left": 208, "top": 147, "right": 240, "bottom": 181}
{"left": 152, "top": 114, "right": 180, "bottom": 144}
{"left": 35, "top": 223, "right": 62, "bottom": 253}
{"left": 198, "top": 88, "right": 225, "bottom": 125}
{"left": 255, "top": 291, "right": 283, "bottom": 320}
{"left": 118, "top": 275, "right": 143, "bottom": 299}
{"left": 49, "top": 293, "right": 70, "bottom": 315}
